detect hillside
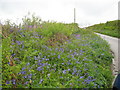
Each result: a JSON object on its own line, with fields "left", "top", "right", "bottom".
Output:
{"left": 86, "top": 20, "right": 120, "bottom": 38}
{"left": 2, "top": 15, "right": 114, "bottom": 88}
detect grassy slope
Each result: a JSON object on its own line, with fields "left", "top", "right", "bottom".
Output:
{"left": 2, "top": 15, "right": 114, "bottom": 88}
{"left": 86, "top": 20, "right": 120, "bottom": 38}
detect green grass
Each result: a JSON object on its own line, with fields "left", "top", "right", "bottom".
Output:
{"left": 2, "top": 14, "right": 114, "bottom": 88}
{"left": 86, "top": 20, "right": 120, "bottom": 38}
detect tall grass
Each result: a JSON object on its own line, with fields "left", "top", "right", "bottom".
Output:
{"left": 2, "top": 14, "right": 114, "bottom": 88}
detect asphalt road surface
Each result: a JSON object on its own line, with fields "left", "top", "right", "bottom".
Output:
{"left": 95, "top": 33, "right": 120, "bottom": 76}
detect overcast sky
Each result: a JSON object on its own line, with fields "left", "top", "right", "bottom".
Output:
{"left": 0, "top": 0, "right": 119, "bottom": 27}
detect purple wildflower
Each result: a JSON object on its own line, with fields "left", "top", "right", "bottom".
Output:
{"left": 68, "top": 69, "right": 70, "bottom": 71}
{"left": 39, "top": 79, "right": 43, "bottom": 84}
{"left": 21, "top": 71, "right": 26, "bottom": 74}
{"left": 28, "top": 25, "right": 33, "bottom": 28}
{"left": 98, "top": 85, "right": 100, "bottom": 88}
{"left": 23, "top": 76, "right": 27, "bottom": 78}
{"left": 34, "top": 37, "right": 39, "bottom": 38}
{"left": 84, "top": 68, "right": 88, "bottom": 71}
{"left": 6, "top": 81, "right": 10, "bottom": 84}
{"left": 10, "top": 30, "right": 13, "bottom": 32}
{"left": 60, "top": 48, "right": 64, "bottom": 52}
{"left": 63, "top": 70, "right": 67, "bottom": 74}
{"left": 47, "top": 74, "right": 50, "bottom": 77}
{"left": 8, "top": 62, "right": 10, "bottom": 65}
{"left": 38, "top": 60, "right": 42, "bottom": 62}
{"left": 58, "top": 55, "right": 60, "bottom": 59}
{"left": 67, "top": 61, "right": 71, "bottom": 65}
{"left": 46, "top": 59, "right": 49, "bottom": 61}
{"left": 80, "top": 76, "right": 84, "bottom": 79}
{"left": 34, "top": 56, "right": 38, "bottom": 60}
{"left": 28, "top": 74, "right": 32, "bottom": 78}
{"left": 70, "top": 83, "right": 73, "bottom": 86}
{"left": 12, "top": 79, "right": 16, "bottom": 84}
{"left": 14, "top": 58, "right": 19, "bottom": 60}
{"left": 60, "top": 76, "right": 63, "bottom": 78}
{"left": 37, "top": 66, "right": 42, "bottom": 71}
{"left": 76, "top": 61, "right": 79, "bottom": 64}
{"left": 11, "top": 53, "right": 16, "bottom": 57}
{"left": 101, "top": 53, "right": 104, "bottom": 55}
{"left": 84, "top": 73, "right": 88, "bottom": 76}
{"left": 22, "top": 67, "right": 26, "bottom": 70}
{"left": 70, "top": 50, "right": 72, "bottom": 53}
{"left": 24, "top": 81, "right": 28, "bottom": 85}
{"left": 16, "top": 41, "right": 22, "bottom": 45}
{"left": 76, "top": 34, "right": 80, "bottom": 37}
{"left": 26, "top": 62, "right": 30, "bottom": 66}
{"left": 22, "top": 45, "right": 24, "bottom": 48}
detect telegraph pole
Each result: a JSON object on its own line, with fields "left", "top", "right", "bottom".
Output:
{"left": 74, "top": 8, "right": 76, "bottom": 23}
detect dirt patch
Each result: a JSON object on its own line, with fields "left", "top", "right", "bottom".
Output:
{"left": 47, "top": 33, "right": 69, "bottom": 46}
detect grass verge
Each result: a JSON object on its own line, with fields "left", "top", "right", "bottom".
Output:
{"left": 2, "top": 14, "right": 114, "bottom": 88}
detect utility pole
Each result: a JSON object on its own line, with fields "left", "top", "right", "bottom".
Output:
{"left": 74, "top": 8, "right": 76, "bottom": 23}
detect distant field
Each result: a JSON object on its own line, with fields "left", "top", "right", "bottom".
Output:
{"left": 86, "top": 20, "right": 120, "bottom": 38}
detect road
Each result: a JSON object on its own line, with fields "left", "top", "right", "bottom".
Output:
{"left": 95, "top": 33, "right": 120, "bottom": 76}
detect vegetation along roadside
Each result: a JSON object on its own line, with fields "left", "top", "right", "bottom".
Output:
{"left": 86, "top": 20, "right": 120, "bottom": 38}
{"left": 2, "top": 14, "right": 114, "bottom": 88}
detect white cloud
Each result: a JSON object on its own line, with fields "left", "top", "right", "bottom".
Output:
{"left": 0, "top": 0, "right": 119, "bottom": 27}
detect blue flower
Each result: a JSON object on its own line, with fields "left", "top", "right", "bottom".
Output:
{"left": 84, "top": 79, "right": 91, "bottom": 84}
{"left": 39, "top": 79, "right": 43, "bottom": 84}
{"left": 60, "top": 76, "right": 63, "bottom": 78}
{"left": 72, "top": 68, "right": 77, "bottom": 75}
{"left": 22, "top": 45, "right": 24, "bottom": 48}
{"left": 21, "top": 71, "right": 26, "bottom": 74}
{"left": 88, "top": 76, "right": 92, "bottom": 79}
{"left": 67, "top": 61, "right": 71, "bottom": 65}
{"left": 47, "top": 74, "right": 50, "bottom": 77}
{"left": 8, "top": 62, "right": 10, "bottom": 65}
{"left": 46, "top": 59, "right": 49, "bottom": 61}
{"left": 101, "top": 53, "right": 104, "bottom": 55}
{"left": 28, "top": 25, "right": 33, "bottom": 28}
{"left": 68, "top": 69, "right": 70, "bottom": 71}
{"left": 16, "top": 41, "right": 22, "bottom": 45}
{"left": 6, "top": 81, "right": 10, "bottom": 84}
{"left": 26, "top": 62, "right": 30, "bottom": 66}
{"left": 28, "top": 74, "right": 32, "bottom": 78}
{"left": 22, "top": 67, "right": 26, "bottom": 70}
{"left": 84, "top": 68, "right": 88, "bottom": 71}
{"left": 24, "top": 81, "right": 28, "bottom": 85}
{"left": 34, "top": 37, "right": 39, "bottom": 38}
{"left": 23, "top": 76, "right": 27, "bottom": 78}
{"left": 12, "top": 79, "right": 16, "bottom": 84}
{"left": 34, "top": 56, "right": 38, "bottom": 60}
{"left": 11, "top": 43, "right": 15, "bottom": 45}
{"left": 14, "top": 58, "right": 19, "bottom": 60}
{"left": 11, "top": 53, "right": 16, "bottom": 57}
{"left": 80, "top": 76, "right": 84, "bottom": 79}
{"left": 76, "top": 61, "right": 79, "bottom": 64}
{"left": 38, "top": 63, "right": 42, "bottom": 65}
{"left": 58, "top": 55, "right": 60, "bottom": 59}
{"left": 38, "top": 60, "right": 42, "bottom": 62}
{"left": 60, "top": 48, "right": 64, "bottom": 52}
{"left": 37, "top": 66, "right": 42, "bottom": 71}
{"left": 63, "top": 70, "right": 67, "bottom": 74}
